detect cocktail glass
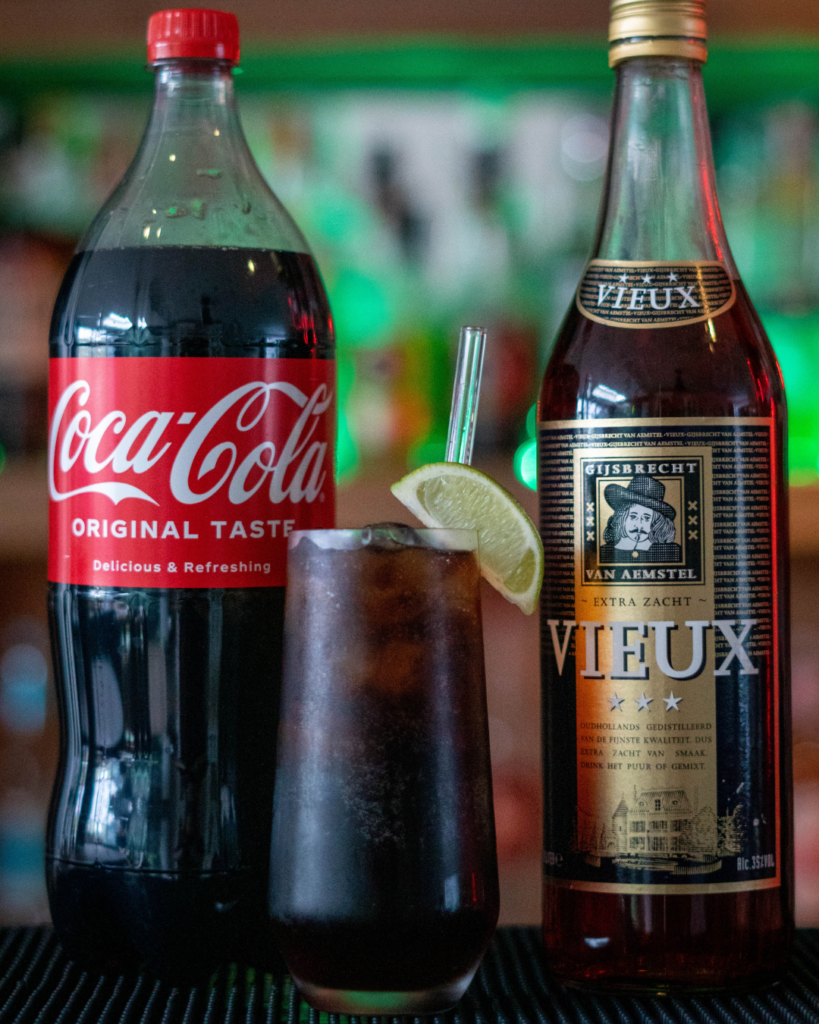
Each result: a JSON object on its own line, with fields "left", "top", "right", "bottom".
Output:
{"left": 269, "top": 524, "right": 499, "bottom": 1015}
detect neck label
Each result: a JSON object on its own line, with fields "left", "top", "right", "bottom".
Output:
{"left": 577, "top": 260, "right": 735, "bottom": 329}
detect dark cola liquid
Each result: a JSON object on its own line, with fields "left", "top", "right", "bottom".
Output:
{"left": 269, "top": 532, "right": 499, "bottom": 1008}
{"left": 47, "top": 246, "right": 333, "bottom": 979}
{"left": 539, "top": 282, "right": 792, "bottom": 990}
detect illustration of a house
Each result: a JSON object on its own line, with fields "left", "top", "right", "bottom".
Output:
{"left": 576, "top": 783, "right": 741, "bottom": 872}
{"left": 621, "top": 787, "right": 695, "bottom": 855}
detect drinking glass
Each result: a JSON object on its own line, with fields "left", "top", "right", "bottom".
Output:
{"left": 269, "top": 525, "right": 499, "bottom": 1015}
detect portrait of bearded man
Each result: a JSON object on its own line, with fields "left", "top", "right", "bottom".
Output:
{"left": 599, "top": 475, "right": 682, "bottom": 563}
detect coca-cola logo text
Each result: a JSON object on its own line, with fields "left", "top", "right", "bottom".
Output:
{"left": 50, "top": 379, "right": 333, "bottom": 507}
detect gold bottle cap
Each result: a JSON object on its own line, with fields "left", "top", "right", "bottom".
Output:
{"left": 609, "top": 0, "right": 707, "bottom": 68}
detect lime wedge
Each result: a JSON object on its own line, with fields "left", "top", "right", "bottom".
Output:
{"left": 391, "top": 462, "right": 543, "bottom": 615}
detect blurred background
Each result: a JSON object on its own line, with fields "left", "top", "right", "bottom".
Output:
{"left": 0, "top": 0, "right": 817, "bottom": 928}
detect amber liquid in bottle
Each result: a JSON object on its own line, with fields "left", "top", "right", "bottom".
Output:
{"left": 538, "top": 56, "right": 793, "bottom": 992}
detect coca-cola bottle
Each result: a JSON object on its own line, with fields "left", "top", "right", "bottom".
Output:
{"left": 46, "top": 9, "right": 335, "bottom": 979}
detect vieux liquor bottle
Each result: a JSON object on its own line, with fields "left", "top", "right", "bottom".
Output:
{"left": 538, "top": 0, "right": 793, "bottom": 991}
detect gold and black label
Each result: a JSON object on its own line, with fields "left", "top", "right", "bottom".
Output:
{"left": 539, "top": 418, "right": 780, "bottom": 894}
{"left": 576, "top": 260, "right": 735, "bottom": 329}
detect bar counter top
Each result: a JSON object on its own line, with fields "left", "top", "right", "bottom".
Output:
{"left": 0, "top": 926, "right": 817, "bottom": 1024}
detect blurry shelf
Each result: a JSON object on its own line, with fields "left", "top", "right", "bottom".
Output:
{"left": 0, "top": 0, "right": 818, "bottom": 53}
{"left": 0, "top": 43, "right": 817, "bottom": 110}
{"left": 3, "top": 459, "right": 816, "bottom": 563}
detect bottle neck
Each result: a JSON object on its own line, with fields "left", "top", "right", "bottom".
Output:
{"left": 593, "top": 57, "right": 735, "bottom": 273}
{"left": 146, "top": 60, "right": 246, "bottom": 144}
{"left": 80, "top": 58, "right": 310, "bottom": 253}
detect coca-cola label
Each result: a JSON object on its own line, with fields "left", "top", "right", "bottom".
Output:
{"left": 48, "top": 357, "right": 335, "bottom": 588}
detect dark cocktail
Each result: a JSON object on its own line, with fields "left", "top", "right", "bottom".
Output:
{"left": 269, "top": 525, "right": 499, "bottom": 1015}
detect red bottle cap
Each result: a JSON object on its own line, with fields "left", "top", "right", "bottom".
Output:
{"left": 147, "top": 9, "right": 240, "bottom": 64}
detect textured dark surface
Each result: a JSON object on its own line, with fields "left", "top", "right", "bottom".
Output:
{"left": 0, "top": 926, "right": 817, "bottom": 1024}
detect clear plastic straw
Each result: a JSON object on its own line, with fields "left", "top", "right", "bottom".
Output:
{"left": 445, "top": 326, "right": 487, "bottom": 466}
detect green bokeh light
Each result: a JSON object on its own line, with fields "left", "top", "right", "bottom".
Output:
{"left": 525, "top": 403, "right": 537, "bottom": 438}
{"left": 329, "top": 269, "right": 395, "bottom": 350}
{"left": 514, "top": 437, "right": 537, "bottom": 491}
{"left": 408, "top": 435, "right": 447, "bottom": 469}
{"left": 335, "top": 355, "right": 359, "bottom": 484}
{"left": 761, "top": 311, "right": 819, "bottom": 483}
{"left": 336, "top": 409, "right": 359, "bottom": 483}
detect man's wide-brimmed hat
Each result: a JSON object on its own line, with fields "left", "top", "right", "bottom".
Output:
{"left": 604, "top": 475, "right": 676, "bottom": 519}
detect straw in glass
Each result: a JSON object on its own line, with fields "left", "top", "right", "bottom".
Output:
{"left": 445, "top": 326, "right": 487, "bottom": 466}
